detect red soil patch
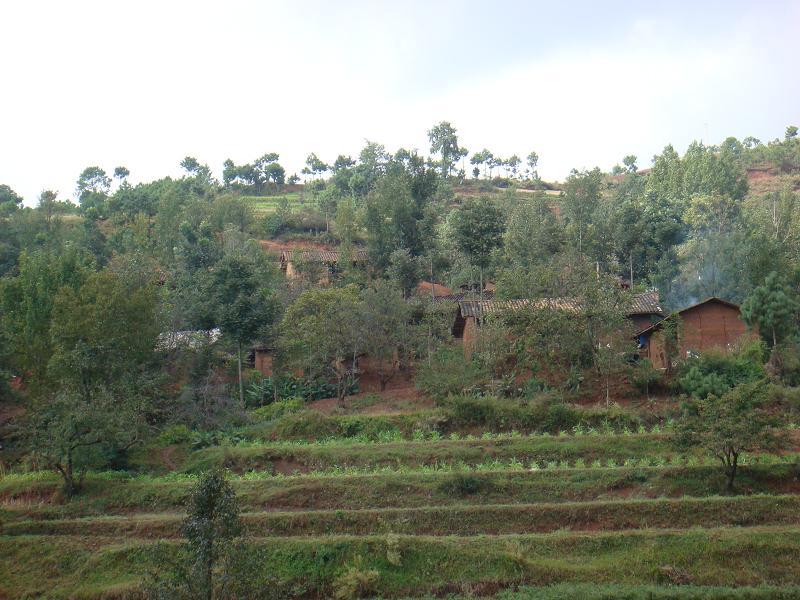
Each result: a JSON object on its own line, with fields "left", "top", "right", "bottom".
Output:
{"left": 307, "top": 379, "right": 433, "bottom": 416}
{"left": 271, "top": 458, "right": 310, "bottom": 476}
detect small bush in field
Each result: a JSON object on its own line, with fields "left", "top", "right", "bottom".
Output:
{"left": 333, "top": 556, "right": 379, "bottom": 600}
{"left": 415, "top": 346, "right": 489, "bottom": 398}
{"left": 251, "top": 398, "right": 305, "bottom": 422}
{"left": 439, "top": 473, "right": 484, "bottom": 497}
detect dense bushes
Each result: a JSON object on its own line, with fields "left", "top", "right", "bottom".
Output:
{"left": 440, "top": 395, "right": 644, "bottom": 433}
{"left": 255, "top": 411, "right": 447, "bottom": 442}
{"left": 415, "top": 346, "right": 489, "bottom": 398}
{"left": 245, "top": 375, "right": 357, "bottom": 407}
{"left": 679, "top": 342, "right": 765, "bottom": 399}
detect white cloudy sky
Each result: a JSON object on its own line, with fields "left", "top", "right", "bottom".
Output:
{"left": 1, "top": 0, "right": 799, "bottom": 204}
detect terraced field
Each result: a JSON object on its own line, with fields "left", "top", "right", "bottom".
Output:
{"left": 3, "top": 403, "right": 800, "bottom": 598}
{"left": 241, "top": 191, "right": 305, "bottom": 215}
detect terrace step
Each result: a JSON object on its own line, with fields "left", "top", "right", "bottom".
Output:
{"left": 5, "top": 494, "right": 800, "bottom": 538}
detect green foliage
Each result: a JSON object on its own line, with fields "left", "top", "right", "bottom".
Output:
{"left": 415, "top": 346, "right": 489, "bottom": 398}
{"left": 281, "top": 285, "right": 363, "bottom": 404}
{"left": 452, "top": 196, "right": 505, "bottom": 270}
{"left": 679, "top": 342, "right": 766, "bottom": 399}
{"left": 676, "top": 381, "right": 787, "bottom": 490}
{"left": 741, "top": 271, "right": 800, "bottom": 348}
{"left": 245, "top": 376, "right": 353, "bottom": 407}
{"left": 438, "top": 473, "right": 486, "bottom": 497}
{"left": 146, "top": 470, "right": 242, "bottom": 599}
{"left": 251, "top": 398, "right": 305, "bottom": 422}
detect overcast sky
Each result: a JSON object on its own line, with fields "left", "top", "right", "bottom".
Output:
{"left": 2, "top": 0, "right": 799, "bottom": 204}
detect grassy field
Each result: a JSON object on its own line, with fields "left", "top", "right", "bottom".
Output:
{"left": 240, "top": 191, "right": 305, "bottom": 215}
{"left": 3, "top": 395, "right": 800, "bottom": 598}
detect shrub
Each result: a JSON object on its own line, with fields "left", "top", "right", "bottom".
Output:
{"left": 415, "top": 346, "right": 489, "bottom": 398}
{"left": 439, "top": 473, "right": 485, "bottom": 497}
{"left": 251, "top": 398, "right": 305, "bottom": 422}
{"left": 440, "top": 395, "right": 642, "bottom": 434}
{"left": 245, "top": 375, "right": 357, "bottom": 407}
{"left": 679, "top": 342, "right": 765, "bottom": 399}
{"left": 156, "top": 425, "right": 193, "bottom": 446}
{"left": 333, "top": 556, "right": 379, "bottom": 600}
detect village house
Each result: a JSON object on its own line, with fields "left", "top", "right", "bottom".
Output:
{"left": 453, "top": 291, "right": 665, "bottom": 359}
{"left": 279, "top": 248, "right": 369, "bottom": 282}
{"left": 636, "top": 297, "right": 754, "bottom": 369}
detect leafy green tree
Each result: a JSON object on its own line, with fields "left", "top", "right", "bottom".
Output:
{"left": 428, "top": 121, "right": 467, "bottom": 178}
{"left": 503, "top": 194, "right": 563, "bottom": 268}
{"left": 76, "top": 166, "right": 111, "bottom": 197}
{"left": 25, "top": 384, "right": 143, "bottom": 496}
{"left": 301, "top": 152, "right": 329, "bottom": 179}
{"left": 452, "top": 196, "right": 505, "bottom": 296}
{"left": 526, "top": 151, "right": 539, "bottom": 180}
{"left": 113, "top": 166, "right": 130, "bottom": 180}
{"left": 741, "top": 271, "right": 800, "bottom": 348}
{"left": 0, "top": 248, "right": 91, "bottom": 388}
{"left": 387, "top": 248, "right": 423, "bottom": 299}
{"left": 0, "top": 183, "right": 23, "bottom": 216}
{"left": 561, "top": 168, "right": 603, "bottom": 254}
{"left": 181, "top": 156, "right": 202, "bottom": 174}
{"left": 676, "top": 381, "right": 786, "bottom": 491}
{"left": 471, "top": 149, "right": 493, "bottom": 179}
{"left": 622, "top": 154, "right": 638, "bottom": 173}
{"left": 281, "top": 286, "right": 362, "bottom": 405}
{"left": 786, "top": 125, "right": 798, "bottom": 140}
{"left": 364, "top": 173, "right": 423, "bottom": 269}
{"left": 146, "top": 470, "right": 241, "bottom": 600}
{"left": 212, "top": 256, "right": 276, "bottom": 406}
{"left": 359, "top": 282, "right": 412, "bottom": 390}
{"left": 24, "top": 270, "right": 159, "bottom": 495}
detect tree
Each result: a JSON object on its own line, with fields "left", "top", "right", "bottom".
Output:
{"left": 76, "top": 166, "right": 111, "bottom": 197}
{"left": 452, "top": 196, "right": 505, "bottom": 297}
{"left": 471, "top": 149, "right": 493, "bottom": 179}
{"left": 113, "top": 166, "right": 130, "bottom": 180}
{"left": 0, "top": 183, "right": 23, "bottom": 215}
{"left": 622, "top": 154, "right": 638, "bottom": 173}
{"left": 428, "top": 121, "right": 467, "bottom": 178}
{"left": 387, "top": 248, "right": 423, "bottom": 299}
{"left": 25, "top": 270, "right": 159, "bottom": 495}
{"left": 561, "top": 168, "right": 603, "bottom": 254}
{"left": 741, "top": 271, "right": 800, "bottom": 348}
{"left": 212, "top": 256, "right": 275, "bottom": 407}
{"left": 0, "top": 248, "right": 91, "bottom": 388}
{"left": 181, "top": 156, "right": 202, "bottom": 174}
{"left": 359, "top": 282, "right": 412, "bottom": 391}
{"left": 146, "top": 470, "right": 241, "bottom": 600}
{"left": 301, "top": 153, "right": 329, "bottom": 179}
{"left": 526, "top": 151, "right": 539, "bottom": 180}
{"left": 676, "top": 382, "right": 786, "bottom": 491}
{"left": 281, "top": 286, "right": 362, "bottom": 406}
{"left": 786, "top": 125, "right": 798, "bottom": 140}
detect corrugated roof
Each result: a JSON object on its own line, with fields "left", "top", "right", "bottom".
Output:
{"left": 459, "top": 291, "right": 664, "bottom": 319}
{"left": 280, "top": 249, "right": 369, "bottom": 263}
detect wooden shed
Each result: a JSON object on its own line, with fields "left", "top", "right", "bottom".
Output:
{"left": 637, "top": 297, "right": 754, "bottom": 369}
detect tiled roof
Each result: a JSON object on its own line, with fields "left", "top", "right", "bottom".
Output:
{"left": 431, "top": 291, "right": 495, "bottom": 304}
{"left": 459, "top": 291, "right": 664, "bottom": 319}
{"left": 280, "top": 249, "right": 369, "bottom": 263}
